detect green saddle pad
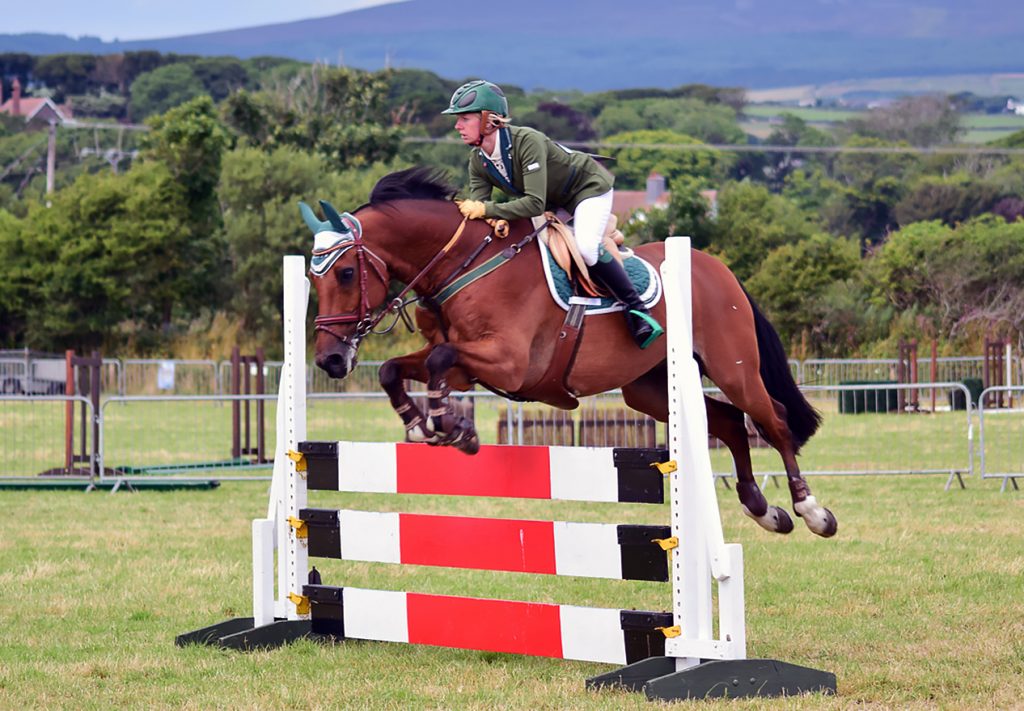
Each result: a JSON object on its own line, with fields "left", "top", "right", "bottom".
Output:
{"left": 538, "top": 240, "right": 662, "bottom": 313}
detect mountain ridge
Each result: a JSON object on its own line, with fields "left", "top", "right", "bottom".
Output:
{"left": 3, "top": 1, "right": 1024, "bottom": 90}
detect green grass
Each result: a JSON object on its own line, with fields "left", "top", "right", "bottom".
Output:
{"left": 1, "top": 475, "right": 1022, "bottom": 709}
{"left": 741, "top": 105, "right": 1024, "bottom": 144}
{"left": 742, "top": 106, "right": 861, "bottom": 123}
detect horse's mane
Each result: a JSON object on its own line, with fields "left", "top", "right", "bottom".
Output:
{"left": 369, "top": 166, "right": 458, "bottom": 204}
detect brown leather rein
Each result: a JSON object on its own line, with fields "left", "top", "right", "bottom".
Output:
{"left": 312, "top": 217, "right": 471, "bottom": 344}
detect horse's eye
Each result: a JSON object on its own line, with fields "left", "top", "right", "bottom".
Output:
{"left": 339, "top": 267, "right": 355, "bottom": 284}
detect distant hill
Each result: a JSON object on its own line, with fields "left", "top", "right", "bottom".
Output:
{"left": 4, "top": 0, "right": 1024, "bottom": 90}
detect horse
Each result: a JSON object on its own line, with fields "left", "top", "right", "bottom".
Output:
{"left": 302, "top": 167, "right": 836, "bottom": 538}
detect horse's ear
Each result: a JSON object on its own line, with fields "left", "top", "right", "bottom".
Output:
{"left": 299, "top": 201, "right": 331, "bottom": 234}
{"left": 319, "top": 200, "right": 349, "bottom": 233}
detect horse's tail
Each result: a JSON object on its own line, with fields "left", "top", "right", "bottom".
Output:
{"left": 744, "top": 289, "right": 821, "bottom": 451}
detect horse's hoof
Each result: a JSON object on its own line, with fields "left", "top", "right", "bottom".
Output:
{"left": 455, "top": 433, "right": 480, "bottom": 455}
{"left": 742, "top": 504, "right": 794, "bottom": 534}
{"left": 794, "top": 496, "right": 838, "bottom": 538}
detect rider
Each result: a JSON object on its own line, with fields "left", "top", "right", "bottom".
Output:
{"left": 443, "top": 79, "right": 663, "bottom": 349}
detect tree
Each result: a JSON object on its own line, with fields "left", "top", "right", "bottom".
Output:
{"left": 221, "top": 65, "right": 402, "bottom": 171}
{"left": 846, "top": 95, "right": 961, "bottom": 147}
{"left": 746, "top": 234, "right": 861, "bottom": 348}
{"left": 518, "top": 102, "right": 596, "bottom": 141}
{"left": 3, "top": 162, "right": 206, "bottom": 349}
{"left": 140, "top": 96, "right": 231, "bottom": 328}
{"left": 130, "top": 63, "right": 206, "bottom": 120}
{"left": 190, "top": 57, "right": 253, "bottom": 102}
{"left": 32, "top": 53, "right": 98, "bottom": 99}
{"left": 893, "top": 173, "right": 1002, "bottom": 227}
{"left": 218, "top": 145, "right": 401, "bottom": 342}
{"left": 622, "top": 177, "right": 715, "bottom": 249}
{"left": 706, "top": 180, "right": 821, "bottom": 282}
{"left": 823, "top": 136, "right": 919, "bottom": 245}
{"left": 873, "top": 217, "right": 1024, "bottom": 347}
{"left": 602, "top": 129, "right": 732, "bottom": 190}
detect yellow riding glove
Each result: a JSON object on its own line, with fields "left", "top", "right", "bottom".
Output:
{"left": 457, "top": 199, "right": 487, "bottom": 220}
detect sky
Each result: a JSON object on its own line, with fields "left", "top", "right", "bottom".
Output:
{"left": 3, "top": 1, "right": 401, "bottom": 41}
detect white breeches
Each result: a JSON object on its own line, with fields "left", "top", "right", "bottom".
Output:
{"left": 573, "top": 189, "right": 614, "bottom": 266}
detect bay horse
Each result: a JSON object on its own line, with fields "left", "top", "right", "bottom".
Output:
{"left": 303, "top": 167, "right": 836, "bottom": 538}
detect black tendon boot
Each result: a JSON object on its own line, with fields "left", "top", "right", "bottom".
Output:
{"left": 589, "top": 255, "right": 664, "bottom": 349}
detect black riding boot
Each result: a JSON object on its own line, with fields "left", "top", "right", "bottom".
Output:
{"left": 589, "top": 256, "right": 664, "bottom": 349}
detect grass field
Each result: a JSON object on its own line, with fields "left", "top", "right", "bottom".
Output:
{"left": 1, "top": 473, "right": 1023, "bottom": 709}
{"left": 741, "top": 105, "right": 1024, "bottom": 144}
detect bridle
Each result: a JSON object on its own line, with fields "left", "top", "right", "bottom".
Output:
{"left": 312, "top": 214, "right": 472, "bottom": 344}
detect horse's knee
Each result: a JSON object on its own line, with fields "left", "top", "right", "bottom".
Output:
{"left": 378, "top": 359, "right": 402, "bottom": 389}
{"left": 425, "top": 343, "right": 458, "bottom": 375}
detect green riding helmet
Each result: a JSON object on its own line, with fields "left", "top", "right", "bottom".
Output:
{"left": 442, "top": 80, "right": 508, "bottom": 117}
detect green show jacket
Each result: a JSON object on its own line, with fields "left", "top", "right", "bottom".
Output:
{"left": 468, "top": 125, "right": 613, "bottom": 220}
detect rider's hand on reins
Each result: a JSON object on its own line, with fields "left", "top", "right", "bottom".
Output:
{"left": 456, "top": 199, "right": 486, "bottom": 220}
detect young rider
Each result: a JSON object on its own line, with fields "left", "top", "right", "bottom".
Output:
{"left": 443, "top": 79, "right": 663, "bottom": 349}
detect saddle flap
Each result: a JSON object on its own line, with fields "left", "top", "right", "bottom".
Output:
{"left": 532, "top": 213, "right": 626, "bottom": 297}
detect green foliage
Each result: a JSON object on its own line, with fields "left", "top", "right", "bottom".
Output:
{"left": 388, "top": 68, "right": 457, "bottom": 135}
{"left": 1, "top": 162, "right": 210, "bottom": 349}
{"left": 32, "top": 54, "right": 98, "bottom": 99}
{"left": 595, "top": 97, "right": 744, "bottom": 143}
{"left": 601, "top": 129, "right": 732, "bottom": 190}
{"left": 189, "top": 57, "right": 252, "bottom": 102}
{"left": 622, "top": 177, "right": 715, "bottom": 249}
{"left": 746, "top": 233, "right": 861, "bottom": 348}
{"left": 130, "top": 64, "right": 207, "bottom": 120}
{"left": 220, "top": 66, "right": 402, "bottom": 170}
{"left": 142, "top": 96, "right": 230, "bottom": 209}
{"left": 893, "top": 173, "right": 1002, "bottom": 227}
{"left": 873, "top": 216, "right": 1024, "bottom": 344}
{"left": 517, "top": 102, "right": 596, "bottom": 142}
{"left": 824, "top": 136, "right": 919, "bottom": 243}
{"left": 218, "top": 144, "right": 403, "bottom": 342}
{"left": 845, "top": 95, "right": 962, "bottom": 146}
{"left": 707, "top": 180, "right": 821, "bottom": 282}
{"left": 66, "top": 91, "right": 127, "bottom": 120}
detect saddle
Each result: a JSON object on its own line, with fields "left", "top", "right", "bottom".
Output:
{"left": 532, "top": 212, "right": 625, "bottom": 297}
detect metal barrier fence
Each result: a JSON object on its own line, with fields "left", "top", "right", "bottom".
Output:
{"left": 800, "top": 357, "right": 987, "bottom": 387}
{"left": 0, "top": 395, "right": 95, "bottom": 479}
{"left": 978, "top": 386, "right": 1024, "bottom": 492}
{"left": 0, "top": 381, "right": 1002, "bottom": 492}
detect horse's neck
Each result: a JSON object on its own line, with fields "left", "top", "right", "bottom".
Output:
{"left": 370, "top": 205, "right": 496, "bottom": 290}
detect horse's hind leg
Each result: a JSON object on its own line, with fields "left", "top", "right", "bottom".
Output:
{"left": 714, "top": 372, "right": 836, "bottom": 538}
{"left": 705, "top": 396, "right": 794, "bottom": 534}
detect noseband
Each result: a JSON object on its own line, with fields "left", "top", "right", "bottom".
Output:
{"left": 312, "top": 216, "right": 471, "bottom": 344}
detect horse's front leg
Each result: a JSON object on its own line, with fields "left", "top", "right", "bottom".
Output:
{"left": 379, "top": 348, "right": 436, "bottom": 443}
{"left": 424, "top": 343, "right": 481, "bottom": 454}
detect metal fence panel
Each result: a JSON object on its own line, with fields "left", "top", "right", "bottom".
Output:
{"left": 978, "top": 386, "right": 1024, "bottom": 491}
{"left": 0, "top": 395, "right": 94, "bottom": 478}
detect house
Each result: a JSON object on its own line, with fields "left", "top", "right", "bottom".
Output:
{"left": 611, "top": 171, "right": 718, "bottom": 221}
{"left": 1008, "top": 99, "right": 1024, "bottom": 116}
{"left": 611, "top": 172, "right": 671, "bottom": 220}
{"left": 0, "top": 78, "right": 73, "bottom": 124}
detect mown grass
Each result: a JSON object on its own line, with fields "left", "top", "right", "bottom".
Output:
{"left": 1, "top": 471, "right": 1023, "bottom": 709}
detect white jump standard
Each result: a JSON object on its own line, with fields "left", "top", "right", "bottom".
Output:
{"left": 177, "top": 239, "right": 836, "bottom": 701}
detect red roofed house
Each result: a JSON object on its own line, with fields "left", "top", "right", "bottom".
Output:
{"left": 0, "top": 78, "right": 73, "bottom": 124}
{"left": 611, "top": 172, "right": 718, "bottom": 221}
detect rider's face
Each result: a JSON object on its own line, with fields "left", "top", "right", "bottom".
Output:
{"left": 455, "top": 113, "right": 482, "bottom": 145}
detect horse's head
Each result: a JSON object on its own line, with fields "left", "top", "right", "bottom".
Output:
{"left": 301, "top": 200, "right": 390, "bottom": 379}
